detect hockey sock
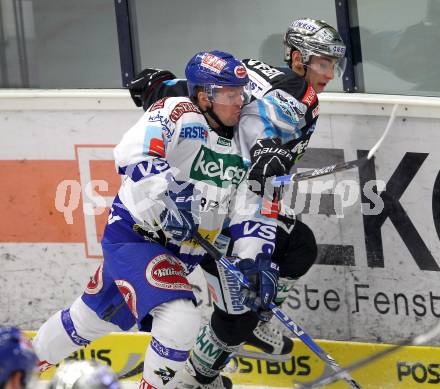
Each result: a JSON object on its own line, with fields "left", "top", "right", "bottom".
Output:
{"left": 189, "top": 322, "right": 240, "bottom": 385}
{"left": 32, "top": 297, "right": 122, "bottom": 371}
{"left": 32, "top": 309, "right": 91, "bottom": 370}
{"left": 142, "top": 299, "right": 200, "bottom": 389}
{"left": 141, "top": 337, "right": 189, "bottom": 389}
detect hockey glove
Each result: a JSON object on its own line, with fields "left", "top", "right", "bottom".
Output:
{"left": 248, "top": 138, "right": 294, "bottom": 199}
{"left": 237, "top": 253, "right": 279, "bottom": 321}
{"left": 159, "top": 181, "right": 200, "bottom": 242}
{"left": 128, "top": 68, "right": 176, "bottom": 108}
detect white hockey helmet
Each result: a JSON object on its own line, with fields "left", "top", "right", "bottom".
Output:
{"left": 284, "top": 18, "right": 347, "bottom": 77}
{"left": 48, "top": 361, "right": 119, "bottom": 389}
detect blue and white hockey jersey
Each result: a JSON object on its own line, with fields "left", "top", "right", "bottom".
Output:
{"left": 107, "top": 96, "right": 277, "bottom": 272}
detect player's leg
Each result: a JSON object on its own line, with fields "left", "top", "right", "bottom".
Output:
{"left": 182, "top": 306, "right": 258, "bottom": 388}
{"left": 246, "top": 219, "right": 317, "bottom": 354}
{"left": 176, "top": 259, "right": 260, "bottom": 389}
{"left": 33, "top": 263, "right": 135, "bottom": 371}
{"left": 101, "top": 240, "right": 200, "bottom": 389}
{"left": 141, "top": 298, "right": 201, "bottom": 389}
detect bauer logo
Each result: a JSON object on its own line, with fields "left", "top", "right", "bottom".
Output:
{"left": 190, "top": 145, "right": 246, "bottom": 187}
{"left": 145, "top": 254, "right": 192, "bottom": 292}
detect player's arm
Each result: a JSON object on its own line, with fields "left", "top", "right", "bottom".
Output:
{"left": 237, "top": 96, "right": 298, "bottom": 199}
{"left": 127, "top": 68, "right": 188, "bottom": 110}
{"left": 115, "top": 101, "right": 199, "bottom": 241}
{"left": 226, "top": 180, "right": 280, "bottom": 320}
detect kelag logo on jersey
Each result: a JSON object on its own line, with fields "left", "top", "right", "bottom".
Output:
{"left": 190, "top": 146, "right": 246, "bottom": 187}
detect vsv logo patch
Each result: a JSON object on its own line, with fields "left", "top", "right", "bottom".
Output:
{"left": 242, "top": 221, "right": 277, "bottom": 240}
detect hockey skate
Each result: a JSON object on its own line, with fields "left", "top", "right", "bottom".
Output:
{"left": 238, "top": 319, "right": 293, "bottom": 362}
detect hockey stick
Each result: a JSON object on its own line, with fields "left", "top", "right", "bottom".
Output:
{"left": 193, "top": 231, "right": 362, "bottom": 389}
{"left": 272, "top": 104, "right": 399, "bottom": 187}
{"left": 293, "top": 320, "right": 440, "bottom": 389}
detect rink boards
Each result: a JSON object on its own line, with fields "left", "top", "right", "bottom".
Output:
{"left": 27, "top": 331, "right": 440, "bottom": 388}
{"left": 1, "top": 91, "right": 439, "bottom": 346}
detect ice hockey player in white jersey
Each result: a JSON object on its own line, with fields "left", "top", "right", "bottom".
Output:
{"left": 32, "top": 50, "right": 280, "bottom": 389}
{"left": 127, "top": 18, "right": 347, "bottom": 370}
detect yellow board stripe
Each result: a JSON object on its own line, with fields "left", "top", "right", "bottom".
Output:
{"left": 26, "top": 332, "right": 440, "bottom": 388}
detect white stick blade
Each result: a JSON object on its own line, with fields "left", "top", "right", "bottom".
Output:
{"left": 367, "top": 103, "right": 399, "bottom": 160}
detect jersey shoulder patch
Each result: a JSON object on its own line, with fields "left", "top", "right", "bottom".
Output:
{"left": 148, "top": 97, "right": 168, "bottom": 112}
{"left": 169, "top": 100, "right": 201, "bottom": 123}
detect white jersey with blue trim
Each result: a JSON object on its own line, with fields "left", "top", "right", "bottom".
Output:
{"left": 112, "top": 96, "right": 277, "bottom": 269}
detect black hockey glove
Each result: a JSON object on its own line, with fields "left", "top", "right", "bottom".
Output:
{"left": 237, "top": 253, "right": 279, "bottom": 322}
{"left": 128, "top": 68, "right": 176, "bottom": 108}
{"left": 248, "top": 138, "right": 294, "bottom": 199}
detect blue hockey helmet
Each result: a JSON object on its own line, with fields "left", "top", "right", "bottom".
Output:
{"left": 185, "top": 50, "right": 250, "bottom": 104}
{"left": 0, "top": 326, "right": 37, "bottom": 386}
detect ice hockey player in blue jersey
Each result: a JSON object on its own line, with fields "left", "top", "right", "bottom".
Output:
{"left": 32, "top": 50, "right": 280, "bottom": 389}
{"left": 127, "top": 18, "right": 347, "bottom": 373}
{"left": 0, "top": 326, "right": 37, "bottom": 389}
